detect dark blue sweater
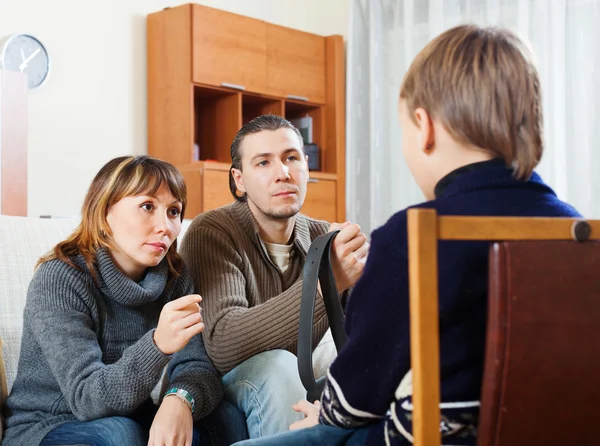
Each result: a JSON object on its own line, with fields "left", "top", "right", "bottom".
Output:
{"left": 319, "top": 160, "right": 581, "bottom": 445}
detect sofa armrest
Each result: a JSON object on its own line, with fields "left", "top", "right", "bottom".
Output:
{"left": 0, "top": 336, "right": 6, "bottom": 440}
{"left": 0, "top": 336, "right": 7, "bottom": 405}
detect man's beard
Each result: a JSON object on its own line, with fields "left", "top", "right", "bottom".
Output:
{"left": 247, "top": 194, "right": 304, "bottom": 220}
{"left": 264, "top": 205, "right": 300, "bottom": 220}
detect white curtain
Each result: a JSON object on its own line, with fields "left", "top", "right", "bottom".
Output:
{"left": 346, "top": 0, "right": 600, "bottom": 234}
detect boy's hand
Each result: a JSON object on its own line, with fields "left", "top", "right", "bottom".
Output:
{"left": 290, "top": 399, "right": 321, "bottom": 431}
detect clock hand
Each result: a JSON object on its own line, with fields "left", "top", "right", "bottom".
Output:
{"left": 20, "top": 48, "right": 25, "bottom": 62}
{"left": 18, "top": 48, "right": 41, "bottom": 72}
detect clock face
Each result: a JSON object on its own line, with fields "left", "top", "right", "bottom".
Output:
{"left": 1, "top": 34, "right": 50, "bottom": 89}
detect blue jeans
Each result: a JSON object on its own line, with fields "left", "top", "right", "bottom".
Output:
{"left": 222, "top": 350, "right": 307, "bottom": 438}
{"left": 232, "top": 424, "right": 370, "bottom": 445}
{"left": 40, "top": 399, "right": 248, "bottom": 446}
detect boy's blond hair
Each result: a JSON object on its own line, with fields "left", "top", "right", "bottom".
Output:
{"left": 400, "top": 25, "right": 542, "bottom": 180}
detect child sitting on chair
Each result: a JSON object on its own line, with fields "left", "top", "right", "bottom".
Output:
{"left": 233, "top": 24, "right": 581, "bottom": 446}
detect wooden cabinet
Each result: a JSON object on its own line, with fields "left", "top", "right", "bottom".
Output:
{"left": 148, "top": 4, "right": 345, "bottom": 221}
{"left": 266, "top": 25, "right": 326, "bottom": 104}
{"left": 192, "top": 6, "right": 267, "bottom": 93}
{"left": 190, "top": 6, "right": 326, "bottom": 104}
{"left": 179, "top": 165, "right": 202, "bottom": 218}
{"left": 179, "top": 163, "right": 234, "bottom": 219}
{"left": 202, "top": 168, "right": 234, "bottom": 210}
{"left": 303, "top": 175, "right": 337, "bottom": 222}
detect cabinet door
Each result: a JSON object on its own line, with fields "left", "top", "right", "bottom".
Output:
{"left": 302, "top": 179, "right": 337, "bottom": 222}
{"left": 192, "top": 5, "right": 267, "bottom": 93}
{"left": 180, "top": 167, "right": 202, "bottom": 219}
{"left": 202, "top": 169, "right": 234, "bottom": 211}
{"left": 266, "top": 24, "right": 326, "bottom": 104}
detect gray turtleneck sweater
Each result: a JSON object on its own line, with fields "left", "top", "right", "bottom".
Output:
{"left": 2, "top": 249, "right": 223, "bottom": 446}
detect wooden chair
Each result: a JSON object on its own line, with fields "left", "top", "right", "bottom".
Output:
{"left": 407, "top": 208, "right": 600, "bottom": 446}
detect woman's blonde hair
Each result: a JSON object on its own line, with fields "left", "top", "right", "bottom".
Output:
{"left": 400, "top": 24, "right": 543, "bottom": 180}
{"left": 38, "top": 155, "right": 187, "bottom": 282}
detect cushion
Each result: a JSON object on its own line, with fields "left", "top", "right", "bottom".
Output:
{"left": 0, "top": 337, "right": 6, "bottom": 402}
{"left": 0, "top": 216, "right": 79, "bottom": 396}
{"left": 0, "top": 336, "right": 6, "bottom": 395}
{"left": 1, "top": 336, "right": 6, "bottom": 439}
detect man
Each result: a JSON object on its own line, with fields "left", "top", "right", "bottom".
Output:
{"left": 179, "top": 115, "right": 369, "bottom": 439}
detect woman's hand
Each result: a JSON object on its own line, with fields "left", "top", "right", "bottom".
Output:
{"left": 148, "top": 395, "right": 193, "bottom": 446}
{"left": 289, "top": 399, "right": 321, "bottom": 430}
{"left": 154, "top": 294, "right": 204, "bottom": 355}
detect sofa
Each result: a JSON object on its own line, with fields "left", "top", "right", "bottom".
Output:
{"left": 0, "top": 214, "right": 335, "bottom": 440}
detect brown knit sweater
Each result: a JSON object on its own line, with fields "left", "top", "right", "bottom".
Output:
{"left": 179, "top": 200, "right": 330, "bottom": 374}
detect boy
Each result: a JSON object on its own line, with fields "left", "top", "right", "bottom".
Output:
{"left": 233, "top": 24, "right": 581, "bottom": 446}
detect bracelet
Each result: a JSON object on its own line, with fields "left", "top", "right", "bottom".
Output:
{"left": 164, "top": 387, "right": 195, "bottom": 413}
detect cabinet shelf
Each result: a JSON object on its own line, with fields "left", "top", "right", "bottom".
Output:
{"left": 242, "top": 94, "right": 284, "bottom": 125}
{"left": 193, "top": 85, "right": 241, "bottom": 164}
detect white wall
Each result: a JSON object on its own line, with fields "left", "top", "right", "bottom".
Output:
{"left": 0, "top": 0, "right": 348, "bottom": 217}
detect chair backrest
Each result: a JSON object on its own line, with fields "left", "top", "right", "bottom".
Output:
{"left": 478, "top": 240, "right": 600, "bottom": 446}
{"left": 406, "top": 209, "right": 600, "bottom": 446}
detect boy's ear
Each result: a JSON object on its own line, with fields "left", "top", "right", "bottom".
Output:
{"left": 414, "top": 107, "right": 435, "bottom": 155}
{"left": 231, "top": 168, "right": 246, "bottom": 195}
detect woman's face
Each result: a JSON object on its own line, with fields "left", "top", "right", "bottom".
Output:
{"left": 106, "top": 182, "right": 182, "bottom": 281}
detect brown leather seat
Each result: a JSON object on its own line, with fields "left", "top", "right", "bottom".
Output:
{"left": 406, "top": 209, "right": 600, "bottom": 446}
{"left": 478, "top": 241, "right": 600, "bottom": 446}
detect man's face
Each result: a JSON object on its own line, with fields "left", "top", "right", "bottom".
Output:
{"left": 232, "top": 128, "right": 309, "bottom": 220}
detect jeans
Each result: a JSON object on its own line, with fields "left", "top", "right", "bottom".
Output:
{"left": 222, "top": 350, "right": 307, "bottom": 439}
{"left": 231, "top": 424, "right": 370, "bottom": 446}
{"left": 40, "top": 399, "right": 248, "bottom": 446}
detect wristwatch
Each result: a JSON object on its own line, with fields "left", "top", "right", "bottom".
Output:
{"left": 164, "top": 387, "right": 195, "bottom": 413}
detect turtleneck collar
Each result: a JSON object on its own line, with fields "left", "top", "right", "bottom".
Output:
{"left": 434, "top": 158, "right": 508, "bottom": 198}
{"left": 431, "top": 158, "right": 551, "bottom": 201}
{"left": 93, "top": 248, "right": 169, "bottom": 307}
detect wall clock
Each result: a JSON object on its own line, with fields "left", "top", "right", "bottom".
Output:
{"left": 1, "top": 34, "right": 50, "bottom": 89}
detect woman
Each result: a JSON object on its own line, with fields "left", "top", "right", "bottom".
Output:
{"left": 2, "top": 155, "right": 248, "bottom": 446}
